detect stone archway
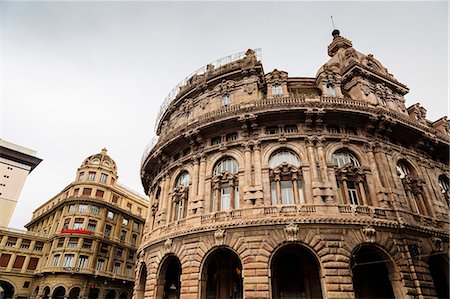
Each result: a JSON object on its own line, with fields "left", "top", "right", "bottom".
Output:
{"left": 69, "top": 287, "right": 80, "bottom": 299}
{"left": 105, "top": 290, "right": 116, "bottom": 299}
{"left": 350, "top": 245, "right": 397, "bottom": 298}
{"left": 119, "top": 291, "right": 128, "bottom": 299}
{"left": 0, "top": 280, "right": 15, "bottom": 299}
{"left": 155, "top": 255, "right": 182, "bottom": 299}
{"left": 52, "top": 286, "right": 66, "bottom": 299}
{"left": 428, "top": 253, "right": 449, "bottom": 299}
{"left": 87, "top": 287, "right": 99, "bottom": 299}
{"left": 270, "top": 243, "right": 323, "bottom": 299}
{"left": 200, "top": 247, "right": 243, "bottom": 299}
{"left": 42, "top": 286, "right": 51, "bottom": 299}
{"left": 135, "top": 263, "right": 147, "bottom": 299}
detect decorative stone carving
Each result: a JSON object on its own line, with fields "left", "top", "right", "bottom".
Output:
{"left": 363, "top": 226, "right": 376, "bottom": 243}
{"left": 214, "top": 229, "right": 225, "bottom": 245}
{"left": 285, "top": 223, "right": 299, "bottom": 241}
{"left": 432, "top": 236, "right": 443, "bottom": 252}
{"left": 151, "top": 202, "right": 159, "bottom": 216}
{"left": 164, "top": 238, "right": 173, "bottom": 251}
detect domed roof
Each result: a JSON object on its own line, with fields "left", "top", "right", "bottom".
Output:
{"left": 82, "top": 148, "right": 117, "bottom": 173}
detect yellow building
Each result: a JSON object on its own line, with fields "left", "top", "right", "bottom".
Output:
{"left": 0, "top": 149, "right": 148, "bottom": 299}
{"left": 138, "top": 31, "right": 449, "bottom": 299}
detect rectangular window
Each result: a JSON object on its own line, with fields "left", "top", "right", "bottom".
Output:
{"left": 0, "top": 254, "right": 11, "bottom": 267}
{"left": 87, "top": 221, "right": 97, "bottom": 233}
{"left": 104, "top": 225, "right": 112, "bottom": 237}
{"left": 298, "top": 180, "right": 305, "bottom": 204}
{"left": 73, "top": 188, "right": 79, "bottom": 196}
{"left": 131, "top": 234, "right": 137, "bottom": 245}
{"left": 120, "top": 230, "right": 127, "bottom": 241}
{"left": 281, "top": 180, "right": 294, "bottom": 205}
{"left": 100, "top": 173, "right": 108, "bottom": 183}
{"left": 52, "top": 255, "right": 60, "bottom": 267}
{"left": 126, "top": 265, "right": 133, "bottom": 277}
{"left": 221, "top": 188, "right": 231, "bottom": 211}
{"left": 23, "top": 281, "right": 30, "bottom": 288}
{"left": 107, "top": 211, "right": 114, "bottom": 220}
{"left": 116, "top": 248, "right": 123, "bottom": 258}
{"left": 62, "top": 254, "right": 74, "bottom": 267}
{"left": 226, "top": 133, "right": 238, "bottom": 141}
{"left": 91, "top": 205, "right": 100, "bottom": 215}
{"left": 345, "top": 127, "right": 357, "bottom": 135}
{"left": 272, "top": 84, "right": 282, "bottom": 97}
{"left": 5, "top": 237, "right": 17, "bottom": 247}
{"left": 73, "top": 218, "right": 84, "bottom": 229}
{"left": 27, "top": 257, "right": 39, "bottom": 270}
{"left": 57, "top": 239, "right": 64, "bottom": 247}
{"left": 96, "top": 259, "right": 105, "bottom": 271}
{"left": 126, "top": 203, "right": 132, "bottom": 210}
{"left": 133, "top": 222, "right": 139, "bottom": 231}
{"left": 122, "top": 218, "right": 129, "bottom": 226}
{"left": 82, "top": 188, "right": 92, "bottom": 196}
{"left": 77, "top": 255, "right": 88, "bottom": 268}
{"left": 266, "top": 126, "right": 279, "bottom": 134}
{"left": 128, "top": 251, "right": 135, "bottom": 260}
{"left": 82, "top": 239, "right": 92, "bottom": 249}
{"left": 113, "top": 263, "right": 121, "bottom": 274}
{"left": 112, "top": 195, "right": 119, "bottom": 204}
{"left": 327, "top": 84, "right": 336, "bottom": 97}
{"left": 12, "top": 255, "right": 25, "bottom": 269}
{"left": 211, "top": 137, "right": 221, "bottom": 145}
{"left": 68, "top": 205, "right": 75, "bottom": 213}
{"left": 78, "top": 204, "right": 88, "bottom": 213}
{"left": 222, "top": 95, "right": 230, "bottom": 106}
{"left": 33, "top": 242, "right": 44, "bottom": 251}
{"left": 328, "top": 126, "right": 340, "bottom": 133}
{"left": 20, "top": 240, "right": 31, "bottom": 249}
{"left": 78, "top": 172, "right": 84, "bottom": 181}
{"left": 347, "top": 181, "right": 359, "bottom": 205}
{"left": 95, "top": 190, "right": 104, "bottom": 199}
{"left": 87, "top": 172, "right": 96, "bottom": 181}
{"left": 284, "top": 125, "right": 298, "bottom": 133}
{"left": 67, "top": 238, "right": 78, "bottom": 248}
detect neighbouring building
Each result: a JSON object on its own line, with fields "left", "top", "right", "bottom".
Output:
{"left": 0, "top": 139, "right": 42, "bottom": 227}
{"left": 138, "top": 31, "right": 449, "bottom": 299}
{"left": 0, "top": 149, "right": 148, "bottom": 299}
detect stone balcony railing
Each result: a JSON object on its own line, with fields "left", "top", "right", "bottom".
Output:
{"left": 141, "top": 204, "right": 449, "bottom": 248}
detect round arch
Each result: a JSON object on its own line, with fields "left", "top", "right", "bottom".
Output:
{"left": 155, "top": 254, "right": 182, "bottom": 299}
{"left": 169, "top": 165, "right": 194, "bottom": 187}
{"left": 261, "top": 142, "right": 308, "bottom": 168}
{"left": 199, "top": 246, "right": 243, "bottom": 299}
{"left": 206, "top": 150, "right": 245, "bottom": 175}
{"left": 105, "top": 289, "right": 116, "bottom": 299}
{"left": 0, "top": 280, "right": 16, "bottom": 299}
{"left": 68, "top": 286, "right": 81, "bottom": 299}
{"left": 428, "top": 252, "right": 449, "bottom": 299}
{"left": 135, "top": 262, "right": 147, "bottom": 299}
{"left": 42, "top": 286, "right": 51, "bottom": 299}
{"left": 392, "top": 155, "right": 420, "bottom": 178}
{"left": 325, "top": 143, "right": 367, "bottom": 167}
{"left": 52, "top": 286, "right": 66, "bottom": 299}
{"left": 269, "top": 242, "right": 323, "bottom": 299}
{"left": 119, "top": 291, "right": 128, "bottom": 299}
{"left": 350, "top": 244, "right": 402, "bottom": 299}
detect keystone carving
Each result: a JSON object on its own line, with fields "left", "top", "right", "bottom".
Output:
{"left": 362, "top": 226, "right": 376, "bottom": 243}
{"left": 285, "top": 223, "right": 299, "bottom": 241}
{"left": 214, "top": 229, "right": 225, "bottom": 245}
{"left": 164, "top": 238, "right": 173, "bottom": 251}
{"left": 432, "top": 236, "right": 443, "bottom": 252}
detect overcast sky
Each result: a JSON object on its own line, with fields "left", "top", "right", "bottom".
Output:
{"left": 1, "top": 1, "right": 448, "bottom": 229}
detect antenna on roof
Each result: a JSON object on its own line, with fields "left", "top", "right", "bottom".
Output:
{"left": 330, "top": 15, "right": 336, "bottom": 30}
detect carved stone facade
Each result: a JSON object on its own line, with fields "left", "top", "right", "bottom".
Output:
{"left": 138, "top": 31, "right": 449, "bottom": 299}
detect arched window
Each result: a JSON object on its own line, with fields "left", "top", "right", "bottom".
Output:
{"left": 269, "top": 149, "right": 304, "bottom": 205}
{"left": 171, "top": 172, "right": 190, "bottom": 222}
{"left": 333, "top": 150, "right": 368, "bottom": 205}
{"left": 397, "top": 160, "right": 431, "bottom": 215}
{"left": 212, "top": 157, "right": 239, "bottom": 211}
{"left": 438, "top": 175, "right": 449, "bottom": 206}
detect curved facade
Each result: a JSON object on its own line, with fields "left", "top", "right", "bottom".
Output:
{"left": 0, "top": 149, "right": 148, "bottom": 299}
{"left": 138, "top": 32, "right": 450, "bottom": 299}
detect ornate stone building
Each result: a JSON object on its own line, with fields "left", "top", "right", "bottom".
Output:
{"left": 138, "top": 31, "right": 449, "bottom": 299}
{"left": 0, "top": 149, "right": 148, "bottom": 299}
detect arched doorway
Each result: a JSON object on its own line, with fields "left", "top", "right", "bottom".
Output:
{"left": 428, "top": 253, "right": 449, "bottom": 299}
{"left": 42, "top": 286, "right": 51, "bottom": 299}
{"left": 0, "top": 280, "right": 15, "bottom": 299}
{"left": 87, "top": 288, "right": 99, "bottom": 299}
{"left": 52, "top": 286, "right": 66, "bottom": 299}
{"left": 271, "top": 244, "right": 323, "bottom": 299}
{"left": 156, "top": 255, "right": 181, "bottom": 299}
{"left": 351, "top": 245, "right": 396, "bottom": 298}
{"left": 33, "top": 286, "right": 39, "bottom": 299}
{"left": 201, "top": 247, "right": 242, "bottom": 299}
{"left": 69, "top": 287, "right": 80, "bottom": 299}
{"left": 105, "top": 290, "right": 116, "bottom": 299}
{"left": 119, "top": 292, "right": 128, "bottom": 299}
{"left": 135, "top": 263, "right": 147, "bottom": 299}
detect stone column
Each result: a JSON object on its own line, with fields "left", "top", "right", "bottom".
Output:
{"left": 253, "top": 141, "right": 263, "bottom": 187}
{"left": 275, "top": 177, "right": 282, "bottom": 205}
{"left": 191, "top": 156, "right": 200, "bottom": 197}
{"left": 198, "top": 154, "right": 207, "bottom": 200}
{"left": 305, "top": 137, "right": 319, "bottom": 182}
{"left": 358, "top": 181, "right": 368, "bottom": 206}
{"left": 365, "top": 143, "right": 383, "bottom": 202}
{"left": 292, "top": 178, "right": 300, "bottom": 205}
{"left": 316, "top": 137, "right": 328, "bottom": 182}
{"left": 244, "top": 143, "right": 252, "bottom": 186}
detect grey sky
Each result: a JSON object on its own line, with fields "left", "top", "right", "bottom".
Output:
{"left": 1, "top": 1, "right": 448, "bottom": 229}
